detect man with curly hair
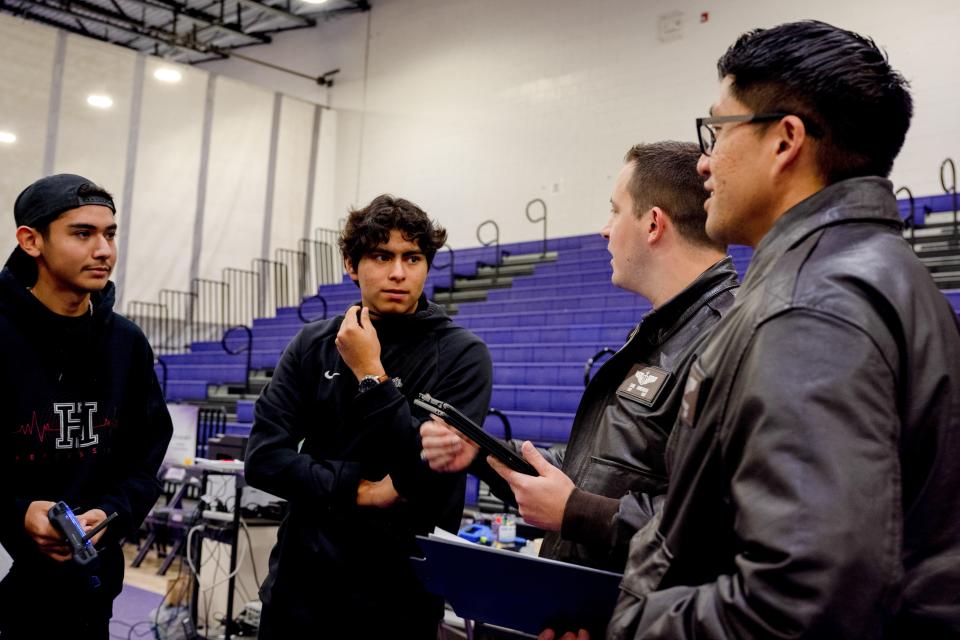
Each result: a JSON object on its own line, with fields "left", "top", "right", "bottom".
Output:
{"left": 245, "top": 194, "right": 493, "bottom": 638}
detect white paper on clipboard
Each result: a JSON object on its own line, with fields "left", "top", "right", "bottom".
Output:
{"left": 0, "top": 541, "right": 13, "bottom": 583}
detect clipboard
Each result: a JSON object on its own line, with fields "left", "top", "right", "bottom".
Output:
{"left": 411, "top": 534, "right": 622, "bottom": 636}
{"left": 414, "top": 393, "right": 537, "bottom": 475}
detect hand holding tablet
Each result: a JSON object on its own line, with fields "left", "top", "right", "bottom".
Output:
{"left": 414, "top": 393, "right": 538, "bottom": 476}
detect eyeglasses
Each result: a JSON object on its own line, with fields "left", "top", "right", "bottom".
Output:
{"left": 696, "top": 113, "right": 791, "bottom": 156}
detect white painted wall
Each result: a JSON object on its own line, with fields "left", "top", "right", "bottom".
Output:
{"left": 0, "top": 12, "right": 327, "bottom": 312}
{"left": 2, "top": 0, "right": 957, "bottom": 310}
{"left": 202, "top": 0, "right": 960, "bottom": 249}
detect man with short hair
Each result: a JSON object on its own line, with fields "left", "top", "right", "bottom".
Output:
{"left": 608, "top": 21, "right": 960, "bottom": 639}
{"left": 245, "top": 194, "right": 493, "bottom": 638}
{"left": 421, "top": 142, "right": 739, "bottom": 571}
{"left": 0, "top": 174, "right": 173, "bottom": 637}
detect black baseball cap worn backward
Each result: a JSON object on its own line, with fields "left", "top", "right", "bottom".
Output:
{"left": 7, "top": 173, "right": 116, "bottom": 271}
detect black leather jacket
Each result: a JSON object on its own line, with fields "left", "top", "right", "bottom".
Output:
{"left": 477, "top": 258, "right": 739, "bottom": 571}
{"left": 609, "top": 178, "right": 960, "bottom": 639}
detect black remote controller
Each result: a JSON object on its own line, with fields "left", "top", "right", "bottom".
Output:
{"left": 47, "top": 501, "right": 116, "bottom": 567}
{"left": 414, "top": 393, "right": 538, "bottom": 476}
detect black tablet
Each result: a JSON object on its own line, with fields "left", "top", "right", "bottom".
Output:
{"left": 414, "top": 393, "right": 538, "bottom": 476}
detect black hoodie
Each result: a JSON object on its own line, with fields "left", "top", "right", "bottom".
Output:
{"left": 245, "top": 297, "right": 492, "bottom": 637}
{"left": 0, "top": 261, "right": 173, "bottom": 620}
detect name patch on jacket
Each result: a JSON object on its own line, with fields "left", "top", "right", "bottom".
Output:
{"left": 616, "top": 364, "right": 670, "bottom": 407}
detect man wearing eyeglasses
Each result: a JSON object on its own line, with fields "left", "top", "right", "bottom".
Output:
{"left": 602, "top": 20, "right": 960, "bottom": 640}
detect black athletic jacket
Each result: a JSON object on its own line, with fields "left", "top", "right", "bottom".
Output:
{"left": 245, "top": 298, "right": 492, "bottom": 636}
{"left": 609, "top": 178, "right": 960, "bottom": 639}
{"left": 0, "top": 260, "right": 172, "bottom": 620}
{"left": 474, "top": 258, "right": 739, "bottom": 571}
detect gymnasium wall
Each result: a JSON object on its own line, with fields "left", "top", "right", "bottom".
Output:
{"left": 0, "top": 12, "right": 329, "bottom": 309}
{"left": 2, "top": 0, "right": 957, "bottom": 308}
{"left": 203, "top": 0, "right": 960, "bottom": 248}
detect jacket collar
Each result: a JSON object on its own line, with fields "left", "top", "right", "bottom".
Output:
{"left": 641, "top": 255, "right": 740, "bottom": 344}
{"left": 744, "top": 176, "right": 902, "bottom": 289}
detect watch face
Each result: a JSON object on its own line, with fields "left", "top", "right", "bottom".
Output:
{"left": 358, "top": 377, "right": 379, "bottom": 393}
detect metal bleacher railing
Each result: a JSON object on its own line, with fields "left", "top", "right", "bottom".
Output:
{"left": 252, "top": 257, "right": 291, "bottom": 316}
{"left": 476, "top": 219, "right": 502, "bottom": 284}
{"left": 221, "top": 325, "right": 253, "bottom": 395}
{"left": 155, "top": 356, "right": 168, "bottom": 398}
{"left": 127, "top": 226, "right": 344, "bottom": 357}
{"left": 297, "top": 293, "right": 328, "bottom": 323}
{"left": 525, "top": 198, "right": 548, "bottom": 258}
{"left": 431, "top": 243, "right": 456, "bottom": 290}
{"left": 583, "top": 348, "right": 616, "bottom": 387}
{"left": 895, "top": 157, "right": 960, "bottom": 289}
{"left": 896, "top": 186, "right": 916, "bottom": 244}
{"left": 486, "top": 408, "right": 513, "bottom": 441}
{"left": 941, "top": 158, "right": 958, "bottom": 237}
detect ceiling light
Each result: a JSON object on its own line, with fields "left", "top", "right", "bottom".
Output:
{"left": 0, "top": 131, "right": 15, "bottom": 144}
{"left": 153, "top": 67, "right": 182, "bottom": 83}
{"left": 87, "top": 94, "right": 113, "bottom": 109}
{"left": 300, "top": 0, "right": 329, "bottom": 4}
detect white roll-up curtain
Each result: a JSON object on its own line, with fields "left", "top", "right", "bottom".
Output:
{"left": 53, "top": 35, "right": 134, "bottom": 219}
{"left": 123, "top": 59, "right": 207, "bottom": 307}
{"left": 269, "top": 95, "right": 314, "bottom": 256}
{"left": 0, "top": 14, "right": 56, "bottom": 261}
{"left": 198, "top": 76, "right": 273, "bottom": 280}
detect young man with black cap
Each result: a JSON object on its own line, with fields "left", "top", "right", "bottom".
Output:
{"left": 244, "top": 194, "right": 493, "bottom": 638}
{"left": 0, "top": 174, "right": 173, "bottom": 638}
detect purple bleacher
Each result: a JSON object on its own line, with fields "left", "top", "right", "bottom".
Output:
{"left": 896, "top": 193, "right": 959, "bottom": 224}
{"left": 484, "top": 410, "right": 574, "bottom": 442}
{"left": 160, "top": 363, "right": 247, "bottom": 384}
{"left": 252, "top": 349, "right": 284, "bottom": 369}
{"left": 161, "top": 379, "right": 209, "bottom": 402}
{"left": 189, "top": 341, "right": 229, "bottom": 352}
{"left": 161, "top": 351, "right": 243, "bottom": 365}
{"left": 487, "top": 283, "right": 621, "bottom": 300}
{"left": 492, "top": 384, "right": 583, "bottom": 413}
{"left": 508, "top": 268, "right": 616, "bottom": 289}
{"left": 237, "top": 400, "right": 255, "bottom": 423}
{"left": 456, "top": 307, "right": 647, "bottom": 328}
{"left": 159, "top": 225, "right": 960, "bottom": 458}
{"left": 493, "top": 363, "right": 591, "bottom": 386}
{"left": 472, "top": 324, "right": 634, "bottom": 344}
{"left": 456, "top": 291, "right": 644, "bottom": 314}
{"left": 465, "top": 474, "right": 480, "bottom": 506}
{"left": 158, "top": 233, "right": 698, "bottom": 448}
{"left": 487, "top": 342, "right": 613, "bottom": 363}
{"left": 944, "top": 289, "right": 960, "bottom": 310}
{"left": 224, "top": 422, "right": 253, "bottom": 437}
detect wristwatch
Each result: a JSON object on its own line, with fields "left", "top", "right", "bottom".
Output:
{"left": 358, "top": 373, "right": 389, "bottom": 393}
